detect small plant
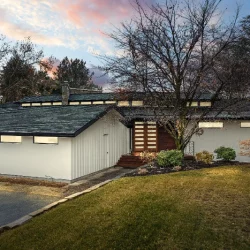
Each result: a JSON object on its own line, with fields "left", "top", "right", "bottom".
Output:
{"left": 214, "top": 146, "right": 236, "bottom": 161}
{"left": 195, "top": 150, "right": 214, "bottom": 164}
{"left": 239, "top": 139, "right": 250, "bottom": 156}
{"left": 139, "top": 151, "right": 157, "bottom": 165}
{"left": 156, "top": 150, "right": 183, "bottom": 167}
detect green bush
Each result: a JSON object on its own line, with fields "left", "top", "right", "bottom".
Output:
{"left": 156, "top": 150, "right": 183, "bottom": 167}
{"left": 214, "top": 146, "right": 236, "bottom": 161}
{"left": 195, "top": 150, "right": 214, "bottom": 164}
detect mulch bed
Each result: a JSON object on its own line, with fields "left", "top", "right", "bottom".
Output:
{"left": 125, "top": 160, "right": 250, "bottom": 177}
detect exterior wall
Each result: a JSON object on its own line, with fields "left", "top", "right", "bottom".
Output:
{"left": 71, "top": 110, "right": 129, "bottom": 179}
{"left": 0, "top": 137, "right": 71, "bottom": 180}
{"left": 158, "top": 126, "right": 176, "bottom": 151}
{"left": 190, "top": 120, "right": 250, "bottom": 162}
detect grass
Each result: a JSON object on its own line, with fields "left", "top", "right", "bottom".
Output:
{"left": 1, "top": 166, "right": 250, "bottom": 250}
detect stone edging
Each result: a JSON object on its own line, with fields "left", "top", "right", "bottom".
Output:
{"left": 0, "top": 169, "right": 134, "bottom": 235}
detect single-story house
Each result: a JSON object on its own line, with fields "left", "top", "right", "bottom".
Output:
{"left": 0, "top": 87, "right": 250, "bottom": 181}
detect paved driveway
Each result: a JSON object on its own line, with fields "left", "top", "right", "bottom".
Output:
{"left": 0, "top": 191, "right": 58, "bottom": 226}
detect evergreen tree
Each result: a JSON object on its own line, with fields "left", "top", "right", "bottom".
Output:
{"left": 54, "top": 57, "right": 100, "bottom": 90}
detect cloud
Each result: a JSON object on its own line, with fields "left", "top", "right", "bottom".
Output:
{"left": 90, "top": 67, "right": 110, "bottom": 87}
{"left": 0, "top": 0, "right": 156, "bottom": 54}
{"left": 0, "top": 21, "right": 64, "bottom": 47}
{"left": 42, "top": 57, "right": 61, "bottom": 78}
{"left": 55, "top": 0, "right": 135, "bottom": 27}
{"left": 0, "top": 3, "right": 65, "bottom": 47}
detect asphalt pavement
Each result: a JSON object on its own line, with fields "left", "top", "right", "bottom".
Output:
{"left": 0, "top": 191, "right": 57, "bottom": 226}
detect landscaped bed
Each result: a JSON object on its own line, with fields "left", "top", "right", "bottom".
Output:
{"left": 125, "top": 159, "right": 250, "bottom": 177}
{"left": 0, "top": 165, "right": 250, "bottom": 249}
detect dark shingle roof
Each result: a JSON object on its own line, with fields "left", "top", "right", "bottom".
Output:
{"left": 0, "top": 105, "right": 114, "bottom": 137}
{"left": 18, "top": 93, "right": 120, "bottom": 103}
{"left": 119, "top": 102, "right": 250, "bottom": 120}
{"left": 0, "top": 102, "right": 20, "bottom": 108}
{"left": 18, "top": 95, "right": 62, "bottom": 103}
{"left": 17, "top": 91, "right": 214, "bottom": 104}
{"left": 17, "top": 92, "right": 146, "bottom": 103}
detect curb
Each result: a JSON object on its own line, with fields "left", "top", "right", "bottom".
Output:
{"left": 0, "top": 170, "right": 134, "bottom": 235}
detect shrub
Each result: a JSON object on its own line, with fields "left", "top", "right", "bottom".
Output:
{"left": 195, "top": 150, "right": 214, "bottom": 164}
{"left": 214, "top": 146, "right": 236, "bottom": 161}
{"left": 139, "top": 151, "right": 157, "bottom": 164}
{"left": 156, "top": 150, "right": 183, "bottom": 167}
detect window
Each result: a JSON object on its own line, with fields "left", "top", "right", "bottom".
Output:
{"left": 22, "top": 103, "right": 31, "bottom": 107}
{"left": 199, "top": 122, "right": 223, "bottom": 128}
{"left": 105, "top": 101, "right": 116, "bottom": 104}
{"left": 52, "top": 102, "right": 62, "bottom": 106}
{"left": 69, "top": 102, "right": 80, "bottom": 105}
{"left": 41, "top": 102, "right": 52, "bottom": 106}
{"left": 34, "top": 136, "right": 58, "bottom": 144}
{"left": 31, "top": 103, "right": 41, "bottom": 106}
{"left": 81, "top": 101, "right": 92, "bottom": 105}
{"left": 118, "top": 101, "right": 129, "bottom": 106}
{"left": 241, "top": 122, "right": 250, "bottom": 128}
{"left": 132, "top": 101, "right": 143, "bottom": 106}
{"left": 93, "top": 101, "right": 104, "bottom": 104}
{"left": 1, "top": 135, "right": 22, "bottom": 143}
{"left": 200, "top": 102, "right": 211, "bottom": 107}
{"left": 186, "top": 102, "right": 198, "bottom": 107}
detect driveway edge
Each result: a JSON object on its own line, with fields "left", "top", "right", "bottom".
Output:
{"left": 0, "top": 169, "right": 135, "bottom": 235}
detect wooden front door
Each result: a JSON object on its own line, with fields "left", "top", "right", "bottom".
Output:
{"left": 133, "top": 121, "right": 157, "bottom": 153}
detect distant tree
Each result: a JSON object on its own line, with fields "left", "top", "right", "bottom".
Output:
{"left": 101, "top": 0, "right": 242, "bottom": 152}
{"left": 239, "top": 15, "right": 250, "bottom": 47}
{"left": 214, "top": 15, "right": 250, "bottom": 97}
{"left": 54, "top": 57, "right": 100, "bottom": 90}
{"left": 0, "top": 35, "right": 9, "bottom": 64}
{"left": 0, "top": 37, "right": 56, "bottom": 102}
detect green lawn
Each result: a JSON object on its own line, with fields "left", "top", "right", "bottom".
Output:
{"left": 1, "top": 166, "right": 250, "bottom": 250}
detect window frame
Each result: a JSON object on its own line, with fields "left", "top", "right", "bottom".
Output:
{"left": 33, "top": 136, "right": 59, "bottom": 145}
{"left": 198, "top": 121, "right": 224, "bottom": 128}
{"left": 240, "top": 122, "right": 250, "bottom": 128}
{"left": 0, "top": 135, "right": 22, "bottom": 143}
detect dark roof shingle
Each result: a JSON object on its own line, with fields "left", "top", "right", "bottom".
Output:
{"left": 0, "top": 105, "right": 114, "bottom": 137}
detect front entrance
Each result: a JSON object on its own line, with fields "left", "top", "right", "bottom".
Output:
{"left": 133, "top": 121, "right": 158, "bottom": 153}
{"left": 132, "top": 121, "right": 176, "bottom": 154}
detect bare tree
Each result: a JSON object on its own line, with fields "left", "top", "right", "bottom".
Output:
{"left": 101, "top": 0, "right": 243, "bottom": 152}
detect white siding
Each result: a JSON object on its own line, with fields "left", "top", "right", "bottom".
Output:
{"left": 0, "top": 137, "right": 71, "bottom": 180}
{"left": 190, "top": 120, "right": 250, "bottom": 162}
{"left": 71, "top": 110, "right": 129, "bottom": 179}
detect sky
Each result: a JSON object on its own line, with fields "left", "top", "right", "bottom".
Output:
{"left": 0, "top": 0, "right": 249, "bottom": 87}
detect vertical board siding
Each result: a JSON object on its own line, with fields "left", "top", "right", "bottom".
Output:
{"left": 71, "top": 111, "right": 129, "bottom": 179}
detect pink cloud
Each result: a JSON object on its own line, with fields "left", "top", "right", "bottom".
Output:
{"left": 41, "top": 57, "right": 61, "bottom": 78}
{"left": 55, "top": 0, "right": 155, "bottom": 27}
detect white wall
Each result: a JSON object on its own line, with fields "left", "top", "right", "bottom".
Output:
{"left": 0, "top": 110, "right": 129, "bottom": 181}
{"left": 71, "top": 110, "right": 129, "bottom": 180}
{"left": 0, "top": 136, "right": 71, "bottom": 180}
{"left": 190, "top": 120, "right": 250, "bottom": 162}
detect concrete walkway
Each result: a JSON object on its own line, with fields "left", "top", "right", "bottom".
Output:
{"left": 63, "top": 166, "right": 133, "bottom": 196}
